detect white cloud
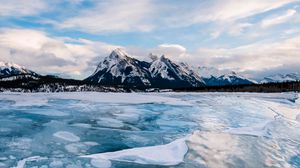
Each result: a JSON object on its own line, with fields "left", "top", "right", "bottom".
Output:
{"left": 207, "top": 22, "right": 254, "bottom": 39}
{"left": 0, "top": 0, "right": 47, "bottom": 17}
{"left": 59, "top": 0, "right": 155, "bottom": 33}
{"left": 119, "top": 37, "right": 300, "bottom": 78}
{"left": 0, "top": 28, "right": 120, "bottom": 78}
{"left": 124, "top": 44, "right": 189, "bottom": 62}
{"left": 163, "top": 0, "right": 298, "bottom": 26}
{"left": 157, "top": 44, "right": 187, "bottom": 56}
{"left": 172, "top": 0, "right": 298, "bottom": 39}
{"left": 0, "top": 28, "right": 299, "bottom": 80}
{"left": 261, "top": 9, "right": 297, "bottom": 28}
{"left": 191, "top": 36, "right": 300, "bottom": 73}
{"left": 55, "top": 0, "right": 299, "bottom": 35}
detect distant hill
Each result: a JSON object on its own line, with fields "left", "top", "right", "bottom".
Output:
{"left": 261, "top": 73, "right": 300, "bottom": 83}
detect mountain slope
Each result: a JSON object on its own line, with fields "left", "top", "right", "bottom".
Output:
{"left": 85, "top": 49, "right": 152, "bottom": 87}
{"left": 261, "top": 73, "right": 300, "bottom": 83}
{"left": 149, "top": 56, "right": 205, "bottom": 88}
{"left": 0, "top": 61, "right": 40, "bottom": 81}
{"left": 85, "top": 49, "right": 256, "bottom": 88}
{"left": 196, "top": 66, "right": 256, "bottom": 86}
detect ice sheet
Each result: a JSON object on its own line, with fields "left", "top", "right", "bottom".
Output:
{"left": 82, "top": 137, "right": 188, "bottom": 166}
{"left": 0, "top": 92, "right": 193, "bottom": 106}
{"left": 0, "top": 92, "right": 299, "bottom": 167}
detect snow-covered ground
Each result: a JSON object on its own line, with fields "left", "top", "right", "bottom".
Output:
{"left": 0, "top": 92, "right": 299, "bottom": 168}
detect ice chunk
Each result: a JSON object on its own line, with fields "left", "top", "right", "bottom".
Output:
{"left": 82, "top": 137, "right": 188, "bottom": 166}
{"left": 71, "top": 123, "right": 92, "bottom": 128}
{"left": 90, "top": 158, "right": 112, "bottom": 168}
{"left": 65, "top": 142, "right": 98, "bottom": 154}
{"left": 53, "top": 131, "right": 80, "bottom": 142}
{"left": 22, "top": 109, "right": 68, "bottom": 117}
{"left": 13, "top": 98, "right": 48, "bottom": 106}
{"left": 97, "top": 118, "right": 124, "bottom": 128}
{"left": 265, "top": 100, "right": 300, "bottom": 121}
{"left": 9, "top": 138, "right": 32, "bottom": 150}
{"left": 49, "top": 160, "right": 64, "bottom": 167}
{"left": 13, "top": 156, "right": 47, "bottom": 168}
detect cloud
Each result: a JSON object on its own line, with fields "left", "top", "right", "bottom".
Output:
{"left": 191, "top": 35, "right": 300, "bottom": 76}
{"left": 156, "top": 44, "right": 187, "bottom": 57}
{"left": 117, "top": 37, "right": 300, "bottom": 79}
{"left": 58, "top": 0, "right": 155, "bottom": 33}
{"left": 261, "top": 9, "right": 297, "bottom": 28}
{"left": 162, "top": 0, "right": 298, "bottom": 26}
{"left": 0, "top": 0, "right": 299, "bottom": 79}
{"left": 243, "top": 63, "right": 300, "bottom": 80}
{"left": 0, "top": 28, "right": 299, "bottom": 80}
{"left": 160, "top": 0, "right": 299, "bottom": 40}
{"left": 54, "top": 0, "right": 299, "bottom": 35}
{"left": 208, "top": 22, "right": 254, "bottom": 39}
{"left": 122, "top": 44, "right": 189, "bottom": 62}
{"left": 0, "top": 0, "right": 47, "bottom": 17}
{"left": 0, "top": 28, "right": 120, "bottom": 78}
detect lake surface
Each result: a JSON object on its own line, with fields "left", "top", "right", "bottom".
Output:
{"left": 0, "top": 92, "right": 299, "bottom": 168}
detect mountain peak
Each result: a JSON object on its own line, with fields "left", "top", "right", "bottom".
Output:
{"left": 109, "top": 48, "right": 128, "bottom": 59}
{"left": 148, "top": 53, "right": 158, "bottom": 61}
{"left": 86, "top": 49, "right": 152, "bottom": 87}
{"left": 0, "top": 61, "right": 39, "bottom": 80}
{"left": 159, "top": 55, "right": 168, "bottom": 61}
{"left": 0, "top": 61, "right": 23, "bottom": 70}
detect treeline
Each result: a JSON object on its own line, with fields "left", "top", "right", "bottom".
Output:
{"left": 0, "top": 75, "right": 300, "bottom": 92}
{"left": 0, "top": 75, "right": 126, "bottom": 92}
{"left": 0, "top": 75, "right": 84, "bottom": 89}
{"left": 174, "top": 81, "right": 300, "bottom": 92}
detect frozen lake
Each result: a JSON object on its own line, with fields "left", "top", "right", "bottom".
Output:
{"left": 0, "top": 92, "right": 299, "bottom": 168}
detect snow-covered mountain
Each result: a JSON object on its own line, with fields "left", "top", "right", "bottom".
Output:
{"left": 0, "top": 61, "right": 40, "bottom": 81}
{"left": 85, "top": 49, "right": 152, "bottom": 87}
{"left": 196, "top": 67, "right": 256, "bottom": 86}
{"left": 149, "top": 56, "right": 205, "bottom": 88}
{"left": 261, "top": 73, "right": 300, "bottom": 83}
{"left": 85, "top": 49, "right": 255, "bottom": 88}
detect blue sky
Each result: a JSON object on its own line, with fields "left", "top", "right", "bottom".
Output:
{"left": 0, "top": 0, "right": 300, "bottom": 80}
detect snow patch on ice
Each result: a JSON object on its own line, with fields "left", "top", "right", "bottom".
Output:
{"left": 90, "top": 158, "right": 112, "bottom": 168}
{"left": 53, "top": 131, "right": 80, "bottom": 142}
{"left": 82, "top": 137, "right": 188, "bottom": 166}
{"left": 49, "top": 159, "right": 64, "bottom": 167}
{"left": 224, "top": 120, "right": 272, "bottom": 137}
{"left": 296, "top": 94, "right": 300, "bottom": 105}
{"left": 0, "top": 94, "right": 49, "bottom": 107}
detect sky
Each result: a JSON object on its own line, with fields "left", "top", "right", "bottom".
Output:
{"left": 0, "top": 0, "right": 300, "bottom": 80}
